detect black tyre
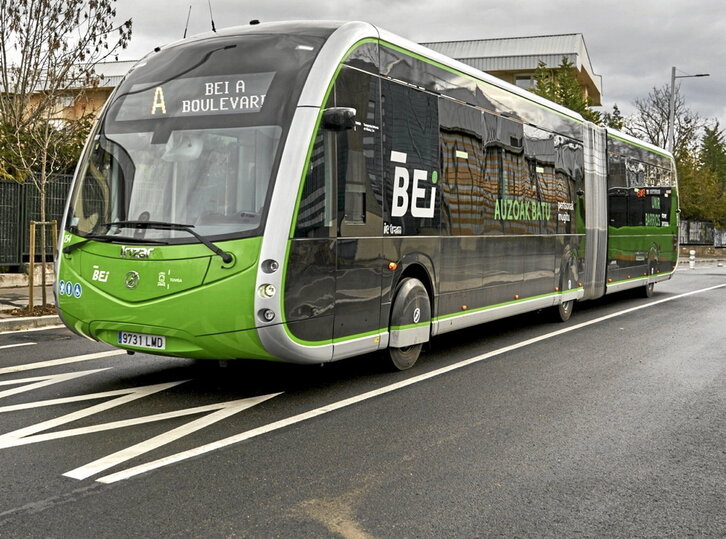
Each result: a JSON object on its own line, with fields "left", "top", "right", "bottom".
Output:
{"left": 556, "top": 299, "right": 574, "bottom": 322}
{"left": 642, "top": 281, "right": 655, "bottom": 298}
{"left": 552, "top": 253, "right": 576, "bottom": 322}
{"left": 642, "top": 260, "right": 656, "bottom": 298}
{"left": 389, "top": 344, "right": 423, "bottom": 371}
{"left": 387, "top": 277, "right": 430, "bottom": 371}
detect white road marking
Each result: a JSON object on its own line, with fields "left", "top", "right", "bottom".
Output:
{"left": 8, "top": 397, "right": 280, "bottom": 446}
{"left": 0, "top": 380, "right": 163, "bottom": 413}
{"left": 0, "top": 364, "right": 281, "bottom": 480}
{"left": 0, "top": 342, "right": 36, "bottom": 350}
{"left": 64, "top": 393, "right": 281, "bottom": 480}
{"left": 0, "top": 324, "right": 65, "bottom": 335}
{"left": 0, "top": 369, "right": 108, "bottom": 400}
{"left": 96, "top": 282, "right": 726, "bottom": 484}
{"left": 0, "top": 350, "right": 125, "bottom": 375}
{"left": 0, "top": 381, "right": 187, "bottom": 447}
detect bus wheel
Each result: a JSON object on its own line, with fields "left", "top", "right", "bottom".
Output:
{"left": 388, "top": 277, "right": 430, "bottom": 371}
{"left": 556, "top": 299, "right": 574, "bottom": 322}
{"left": 642, "top": 260, "right": 656, "bottom": 298}
{"left": 553, "top": 254, "right": 576, "bottom": 322}
{"left": 643, "top": 282, "right": 655, "bottom": 298}
{"left": 389, "top": 344, "right": 422, "bottom": 371}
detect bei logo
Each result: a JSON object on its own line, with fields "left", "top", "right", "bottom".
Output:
{"left": 389, "top": 151, "right": 437, "bottom": 218}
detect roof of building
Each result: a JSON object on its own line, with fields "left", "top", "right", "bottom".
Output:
{"left": 421, "top": 33, "right": 602, "bottom": 105}
{"left": 94, "top": 60, "right": 138, "bottom": 88}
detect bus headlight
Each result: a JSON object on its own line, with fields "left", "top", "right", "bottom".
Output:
{"left": 261, "top": 259, "right": 280, "bottom": 273}
{"left": 258, "top": 309, "right": 276, "bottom": 322}
{"left": 258, "top": 283, "right": 276, "bottom": 298}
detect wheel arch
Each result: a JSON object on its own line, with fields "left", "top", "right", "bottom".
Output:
{"left": 392, "top": 254, "right": 436, "bottom": 312}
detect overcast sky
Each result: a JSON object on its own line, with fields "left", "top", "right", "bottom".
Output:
{"left": 114, "top": 0, "right": 724, "bottom": 128}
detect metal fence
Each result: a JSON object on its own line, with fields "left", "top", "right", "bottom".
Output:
{"left": 679, "top": 219, "right": 726, "bottom": 247}
{"left": 715, "top": 228, "right": 726, "bottom": 248}
{"left": 0, "top": 175, "right": 73, "bottom": 268}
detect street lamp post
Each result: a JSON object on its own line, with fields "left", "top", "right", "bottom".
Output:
{"left": 667, "top": 66, "right": 709, "bottom": 154}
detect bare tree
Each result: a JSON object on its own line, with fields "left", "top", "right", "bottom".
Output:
{"left": 0, "top": 0, "right": 131, "bottom": 309}
{"left": 626, "top": 83, "right": 704, "bottom": 157}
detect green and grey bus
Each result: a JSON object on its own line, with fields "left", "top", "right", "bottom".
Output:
{"left": 57, "top": 21, "right": 678, "bottom": 369}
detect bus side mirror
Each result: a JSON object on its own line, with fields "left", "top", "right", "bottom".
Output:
{"left": 322, "top": 107, "right": 356, "bottom": 131}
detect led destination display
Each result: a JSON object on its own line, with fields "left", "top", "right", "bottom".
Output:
{"left": 114, "top": 72, "right": 275, "bottom": 121}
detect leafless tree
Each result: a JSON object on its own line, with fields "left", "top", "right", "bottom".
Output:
{"left": 626, "top": 83, "right": 704, "bottom": 158}
{"left": 0, "top": 0, "right": 131, "bottom": 308}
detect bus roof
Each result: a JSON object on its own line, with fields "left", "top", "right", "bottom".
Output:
{"left": 172, "top": 20, "right": 585, "bottom": 126}
{"left": 606, "top": 128, "right": 673, "bottom": 160}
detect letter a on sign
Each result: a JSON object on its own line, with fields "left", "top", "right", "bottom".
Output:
{"left": 151, "top": 87, "right": 167, "bottom": 115}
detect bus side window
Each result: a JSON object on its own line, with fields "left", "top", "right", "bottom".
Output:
{"left": 294, "top": 128, "right": 337, "bottom": 238}
{"left": 333, "top": 67, "right": 383, "bottom": 237}
{"left": 482, "top": 112, "right": 502, "bottom": 234}
{"left": 439, "top": 99, "right": 485, "bottom": 235}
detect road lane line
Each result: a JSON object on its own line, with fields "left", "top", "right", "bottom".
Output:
{"left": 0, "top": 350, "right": 125, "bottom": 375}
{"left": 64, "top": 393, "right": 281, "bottom": 480}
{"left": 96, "top": 282, "right": 726, "bottom": 483}
{"left": 0, "top": 325, "right": 65, "bottom": 335}
{"left": 4, "top": 394, "right": 282, "bottom": 451}
{"left": 0, "top": 369, "right": 109, "bottom": 400}
{"left": 0, "top": 381, "right": 187, "bottom": 447}
{"left": 0, "top": 380, "right": 154, "bottom": 413}
{"left": 0, "top": 343, "right": 36, "bottom": 350}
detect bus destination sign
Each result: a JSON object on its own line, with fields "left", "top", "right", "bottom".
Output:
{"left": 115, "top": 72, "right": 275, "bottom": 121}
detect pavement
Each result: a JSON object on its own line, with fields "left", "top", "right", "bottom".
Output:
{"left": 0, "top": 282, "right": 61, "bottom": 332}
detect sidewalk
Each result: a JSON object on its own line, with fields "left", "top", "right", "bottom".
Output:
{"left": 0, "top": 283, "right": 61, "bottom": 332}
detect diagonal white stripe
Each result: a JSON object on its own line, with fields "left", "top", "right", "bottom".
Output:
{"left": 0, "top": 381, "right": 187, "bottom": 446}
{"left": 0, "top": 369, "right": 109, "bottom": 400}
{"left": 65, "top": 393, "right": 281, "bottom": 480}
{"left": 0, "top": 342, "right": 36, "bottom": 350}
{"left": 0, "top": 350, "right": 125, "bottom": 375}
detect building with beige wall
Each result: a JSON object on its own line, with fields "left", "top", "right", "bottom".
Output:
{"left": 52, "top": 60, "right": 137, "bottom": 122}
{"left": 421, "top": 33, "right": 602, "bottom": 106}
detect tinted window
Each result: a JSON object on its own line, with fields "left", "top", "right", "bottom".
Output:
{"left": 381, "top": 79, "right": 439, "bottom": 236}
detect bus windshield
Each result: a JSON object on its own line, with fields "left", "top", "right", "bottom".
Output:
{"left": 67, "top": 29, "right": 329, "bottom": 242}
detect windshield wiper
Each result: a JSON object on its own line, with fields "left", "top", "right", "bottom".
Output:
{"left": 104, "top": 220, "right": 233, "bottom": 264}
{"left": 62, "top": 233, "right": 168, "bottom": 255}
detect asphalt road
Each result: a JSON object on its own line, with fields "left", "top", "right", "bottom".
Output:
{"left": 0, "top": 265, "right": 724, "bottom": 538}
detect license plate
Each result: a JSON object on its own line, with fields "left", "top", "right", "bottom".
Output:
{"left": 118, "top": 331, "right": 166, "bottom": 350}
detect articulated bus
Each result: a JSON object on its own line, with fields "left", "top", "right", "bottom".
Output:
{"left": 57, "top": 21, "right": 678, "bottom": 370}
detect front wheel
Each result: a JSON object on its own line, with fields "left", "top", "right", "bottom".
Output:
{"left": 387, "top": 277, "right": 431, "bottom": 371}
{"left": 389, "top": 344, "right": 423, "bottom": 371}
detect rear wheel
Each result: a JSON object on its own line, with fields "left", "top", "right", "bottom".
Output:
{"left": 556, "top": 299, "right": 574, "bottom": 322}
{"left": 642, "top": 260, "right": 657, "bottom": 298}
{"left": 552, "top": 252, "right": 576, "bottom": 322}
{"left": 387, "top": 277, "right": 430, "bottom": 371}
{"left": 642, "top": 281, "right": 655, "bottom": 298}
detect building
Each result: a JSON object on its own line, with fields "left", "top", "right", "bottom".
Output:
{"left": 421, "top": 33, "right": 602, "bottom": 106}
{"left": 54, "top": 60, "right": 137, "bottom": 122}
